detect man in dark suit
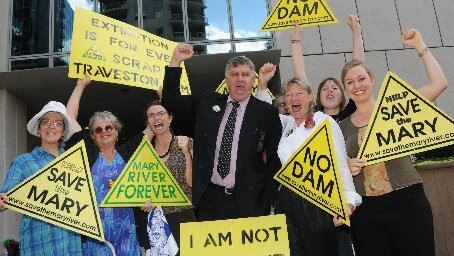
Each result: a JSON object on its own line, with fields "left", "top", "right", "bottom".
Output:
{"left": 162, "top": 43, "right": 282, "bottom": 221}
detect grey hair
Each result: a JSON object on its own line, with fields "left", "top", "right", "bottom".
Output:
{"left": 89, "top": 111, "right": 123, "bottom": 135}
{"left": 224, "top": 55, "right": 255, "bottom": 76}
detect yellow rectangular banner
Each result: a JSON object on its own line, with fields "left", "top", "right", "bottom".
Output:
{"left": 68, "top": 7, "right": 191, "bottom": 94}
{"left": 180, "top": 214, "right": 290, "bottom": 256}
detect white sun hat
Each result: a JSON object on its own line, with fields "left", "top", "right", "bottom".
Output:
{"left": 27, "top": 101, "right": 75, "bottom": 141}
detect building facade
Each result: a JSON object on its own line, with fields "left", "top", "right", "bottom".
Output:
{"left": 1, "top": 0, "right": 453, "bottom": 244}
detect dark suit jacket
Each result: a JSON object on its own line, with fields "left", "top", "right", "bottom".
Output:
{"left": 162, "top": 66, "right": 282, "bottom": 217}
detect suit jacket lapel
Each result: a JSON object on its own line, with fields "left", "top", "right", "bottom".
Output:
{"left": 205, "top": 95, "right": 228, "bottom": 172}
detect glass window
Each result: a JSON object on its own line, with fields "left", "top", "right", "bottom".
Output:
{"left": 203, "top": 0, "right": 229, "bottom": 41}
{"left": 53, "top": 56, "right": 70, "bottom": 67}
{"left": 11, "top": 0, "right": 50, "bottom": 56}
{"left": 54, "top": 0, "right": 95, "bottom": 53}
{"left": 234, "top": 40, "right": 271, "bottom": 52}
{"left": 98, "top": 0, "right": 138, "bottom": 26}
{"left": 11, "top": 58, "right": 49, "bottom": 71}
{"left": 142, "top": 0, "right": 180, "bottom": 41}
{"left": 206, "top": 43, "right": 232, "bottom": 54}
{"left": 231, "top": 0, "right": 270, "bottom": 39}
{"left": 185, "top": 0, "right": 211, "bottom": 42}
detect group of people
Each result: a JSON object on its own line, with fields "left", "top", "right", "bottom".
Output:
{"left": 0, "top": 14, "right": 448, "bottom": 256}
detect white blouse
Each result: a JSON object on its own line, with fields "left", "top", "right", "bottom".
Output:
{"left": 277, "top": 111, "right": 362, "bottom": 207}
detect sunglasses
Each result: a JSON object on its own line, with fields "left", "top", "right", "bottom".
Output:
{"left": 93, "top": 124, "right": 114, "bottom": 134}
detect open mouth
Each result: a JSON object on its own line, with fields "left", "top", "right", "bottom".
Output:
{"left": 235, "top": 84, "right": 245, "bottom": 94}
{"left": 326, "top": 94, "right": 335, "bottom": 101}
{"left": 291, "top": 104, "right": 302, "bottom": 113}
{"left": 153, "top": 122, "right": 164, "bottom": 130}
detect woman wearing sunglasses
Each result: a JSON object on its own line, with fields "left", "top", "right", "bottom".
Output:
{"left": 64, "top": 74, "right": 151, "bottom": 256}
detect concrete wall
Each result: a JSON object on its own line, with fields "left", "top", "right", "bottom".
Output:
{"left": 0, "top": 90, "right": 27, "bottom": 244}
{"left": 0, "top": 0, "right": 9, "bottom": 72}
{"left": 273, "top": 0, "right": 454, "bottom": 117}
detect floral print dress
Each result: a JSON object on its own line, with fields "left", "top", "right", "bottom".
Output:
{"left": 82, "top": 152, "right": 141, "bottom": 256}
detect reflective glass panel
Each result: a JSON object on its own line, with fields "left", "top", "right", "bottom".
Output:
{"left": 11, "top": 0, "right": 50, "bottom": 56}
{"left": 54, "top": 0, "right": 94, "bottom": 53}
{"left": 234, "top": 40, "right": 271, "bottom": 53}
{"left": 11, "top": 58, "right": 49, "bottom": 71}
{"left": 142, "top": 0, "right": 182, "bottom": 41}
{"left": 53, "top": 56, "right": 70, "bottom": 67}
{"left": 98, "top": 0, "right": 138, "bottom": 26}
{"left": 206, "top": 43, "right": 232, "bottom": 54}
{"left": 203, "top": 0, "right": 229, "bottom": 41}
{"left": 231, "top": 0, "right": 270, "bottom": 38}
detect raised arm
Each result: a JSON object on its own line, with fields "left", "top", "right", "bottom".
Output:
{"left": 169, "top": 43, "right": 194, "bottom": 67}
{"left": 401, "top": 29, "right": 448, "bottom": 101}
{"left": 347, "top": 14, "right": 364, "bottom": 62}
{"left": 256, "top": 63, "right": 277, "bottom": 104}
{"left": 291, "top": 25, "right": 308, "bottom": 82}
{"left": 162, "top": 43, "right": 198, "bottom": 116}
{"left": 66, "top": 73, "right": 90, "bottom": 132}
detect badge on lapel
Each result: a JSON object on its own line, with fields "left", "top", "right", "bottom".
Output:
{"left": 257, "top": 130, "right": 266, "bottom": 152}
{"left": 212, "top": 105, "right": 221, "bottom": 112}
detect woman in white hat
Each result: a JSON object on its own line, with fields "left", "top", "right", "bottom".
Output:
{"left": 0, "top": 101, "right": 81, "bottom": 255}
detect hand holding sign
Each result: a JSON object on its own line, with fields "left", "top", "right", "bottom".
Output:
{"left": 347, "top": 157, "right": 366, "bottom": 176}
{"left": 77, "top": 72, "right": 91, "bottom": 87}
{"left": 333, "top": 203, "right": 354, "bottom": 227}
{"left": 0, "top": 193, "right": 8, "bottom": 212}
{"left": 170, "top": 43, "right": 194, "bottom": 67}
{"left": 141, "top": 198, "right": 154, "bottom": 212}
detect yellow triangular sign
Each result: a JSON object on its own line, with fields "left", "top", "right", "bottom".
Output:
{"left": 260, "top": 0, "right": 338, "bottom": 32}
{"left": 358, "top": 71, "right": 454, "bottom": 165}
{"left": 274, "top": 118, "right": 350, "bottom": 225}
{"left": 82, "top": 43, "right": 107, "bottom": 61}
{"left": 101, "top": 136, "right": 191, "bottom": 207}
{"left": 5, "top": 140, "right": 105, "bottom": 241}
{"left": 215, "top": 73, "right": 275, "bottom": 99}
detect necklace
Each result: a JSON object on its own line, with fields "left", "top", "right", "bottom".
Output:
{"left": 101, "top": 149, "right": 116, "bottom": 158}
{"left": 154, "top": 135, "right": 174, "bottom": 158}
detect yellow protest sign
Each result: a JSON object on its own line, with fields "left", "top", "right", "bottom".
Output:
{"left": 358, "top": 71, "right": 454, "bottom": 165}
{"left": 215, "top": 73, "right": 275, "bottom": 99}
{"left": 5, "top": 140, "right": 104, "bottom": 241}
{"left": 69, "top": 7, "right": 191, "bottom": 95}
{"left": 274, "top": 118, "right": 350, "bottom": 225}
{"left": 180, "top": 214, "right": 289, "bottom": 256}
{"left": 101, "top": 137, "right": 191, "bottom": 207}
{"left": 260, "top": 0, "right": 338, "bottom": 32}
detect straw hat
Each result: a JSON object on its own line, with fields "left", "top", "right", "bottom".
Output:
{"left": 26, "top": 101, "right": 75, "bottom": 141}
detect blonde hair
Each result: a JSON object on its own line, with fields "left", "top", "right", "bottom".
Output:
{"left": 341, "top": 59, "right": 375, "bottom": 85}
{"left": 282, "top": 77, "right": 315, "bottom": 115}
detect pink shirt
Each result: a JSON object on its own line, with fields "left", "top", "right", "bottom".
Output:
{"left": 211, "top": 96, "right": 250, "bottom": 187}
